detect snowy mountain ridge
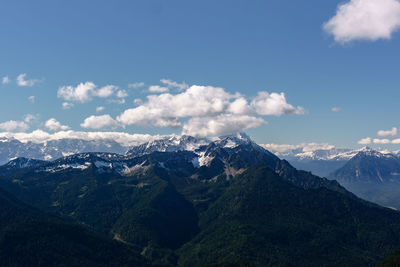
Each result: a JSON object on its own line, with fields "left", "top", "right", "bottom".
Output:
{"left": 0, "top": 133, "right": 274, "bottom": 179}
{"left": 263, "top": 145, "right": 399, "bottom": 161}
{"left": 0, "top": 132, "right": 398, "bottom": 170}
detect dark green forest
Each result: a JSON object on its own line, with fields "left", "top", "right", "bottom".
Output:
{"left": 1, "top": 143, "right": 400, "bottom": 266}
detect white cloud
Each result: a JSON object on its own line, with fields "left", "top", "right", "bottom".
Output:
{"left": 392, "top": 138, "right": 400, "bottom": 144}
{"left": 117, "top": 85, "right": 304, "bottom": 136}
{"left": 80, "top": 115, "right": 119, "bottom": 129}
{"left": 324, "top": 0, "right": 400, "bottom": 43}
{"left": 58, "top": 82, "right": 97, "bottom": 103}
{"left": 117, "top": 85, "right": 233, "bottom": 127}
{"left": 16, "top": 73, "right": 40, "bottom": 87}
{"left": 62, "top": 102, "right": 74, "bottom": 110}
{"left": 96, "top": 106, "right": 105, "bottom": 112}
{"left": 45, "top": 118, "right": 70, "bottom": 132}
{"left": 160, "top": 79, "right": 188, "bottom": 91}
{"left": 182, "top": 114, "right": 266, "bottom": 137}
{"left": 331, "top": 107, "right": 342, "bottom": 112}
{"left": 57, "top": 82, "right": 118, "bottom": 103}
{"left": 373, "top": 138, "right": 391, "bottom": 144}
{"left": 147, "top": 79, "right": 188, "bottom": 94}
{"left": 227, "top": 97, "right": 252, "bottom": 114}
{"left": 24, "top": 114, "right": 37, "bottom": 123}
{"left": 118, "top": 104, "right": 182, "bottom": 127}
{"left": 128, "top": 82, "right": 145, "bottom": 88}
{"left": 2, "top": 76, "right": 10, "bottom": 84}
{"left": 28, "top": 96, "right": 35, "bottom": 103}
{"left": 358, "top": 137, "right": 372, "bottom": 145}
{"left": 0, "top": 120, "right": 29, "bottom": 132}
{"left": 299, "top": 143, "right": 336, "bottom": 152}
{"left": 148, "top": 85, "right": 169, "bottom": 93}
{"left": 261, "top": 144, "right": 300, "bottom": 154}
{"left": 116, "top": 90, "right": 128, "bottom": 98}
{"left": 0, "top": 130, "right": 160, "bottom": 147}
{"left": 261, "top": 142, "right": 337, "bottom": 156}
{"left": 377, "top": 127, "right": 398, "bottom": 137}
{"left": 95, "top": 85, "right": 117, "bottom": 98}
{"left": 250, "top": 92, "right": 305, "bottom": 116}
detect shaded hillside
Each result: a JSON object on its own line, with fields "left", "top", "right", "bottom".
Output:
{"left": 0, "top": 187, "right": 148, "bottom": 267}
{"left": 1, "top": 136, "right": 400, "bottom": 266}
{"left": 178, "top": 165, "right": 400, "bottom": 267}
{"left": 378, "top": 249, "right": 400, "bottom": 267}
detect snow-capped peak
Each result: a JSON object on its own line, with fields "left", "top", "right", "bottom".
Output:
{"left": 355, "top": 147, "right": 397, "bottom": 159}
{"left": 127, "top": 135, "right": 210, "bottom": 156}
{"left": 127, "top": 132, "right": 259, "bottom": 157}
{"left": 4, "top": 157, "right": 46, "bottom": 169}
{"left": 215, "top": 132, "right": 254, "bottom": 148}
{"left": 263, "top": 143, "right": 400, "bottom": 162}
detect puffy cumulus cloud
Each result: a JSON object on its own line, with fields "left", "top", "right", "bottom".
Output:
{"left": 373, "top": 138, "right": 391, "bottom": 144}
{"left": 377, "top": 127, "right": 398, "bottom": 137}
{"left": 160, "top": 79, "right": 188, "bottom": 91}
{"left": 57, "top": 82, "right": 118, "bottom": 103}
{"left": 117, "top": 105, "right": 182, "bottom": 127}
{"left": 148, "top": 85, "right": 169, "bottom": 93}
{"left": 324, "top": 0, "right": 400, "bottom": 44}
{"left": 117, "top": 85, "right": 232, "bottom": 127}
{"left": 182, "top": 114, "right": 266, "bottom": 137}
{"left": 16, "top": 73, "right": 41, "bottom": 87}
{"left": 357, "top": 127, "right": 400, "bottom": 146}
{"left": 80, "top": 115, "right": 119, "bottom": 130}
{"left": 2, "top": 76, "right": 10, "bottom": 84}
{"left": 227, "top": 97, "right": 252, "bottom": 114}
{"left": 117, "top": 85, "right": 304, "bottom": 136}
{"left": 331, "top": 107, "right": 341, "bottom": 112}
{"left": 0, "top": 130, "right": 160, "bottom": 147}
{"left": 251, "top": 92, "right": 305, "bottom": 116}
{"left": 358, "top": 137, "right": 372, "bottom": 145}
{"left": 58, "top": 82, "right": 96, "bottom": 103}
{"left": 96, "top": 106, "right": 105, "bottom": 112}
{"left": 45, "top": 118, "right": 70, "bottom": 132}
{"left": 0, "top": 120, "right": 29, "bottom": 132}
{"left": 95, "top": 85, "right": 117, "bottom": 98}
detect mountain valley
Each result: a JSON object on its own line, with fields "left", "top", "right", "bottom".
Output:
{"left": 1, "top": 134, "right": 400, "bottom": 266}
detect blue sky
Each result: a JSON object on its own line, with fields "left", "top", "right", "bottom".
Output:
{"left": 1, "top": 0, "right": 400, "bottom": 148}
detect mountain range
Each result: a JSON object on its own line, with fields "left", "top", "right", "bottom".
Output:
{"left": 1, "top": 134, "right": 399, "bottom": 178}
{"left": 0, "top": 137, "right": 127, "bottom": 165}
{"left": 329, "top": 148, "right": 400, "bottom": 210}
{"left": 1, "top": 133, "right": 400, "bottom": 265}
{"left": 267, "top": 145, "right": 400, "bottom": 177}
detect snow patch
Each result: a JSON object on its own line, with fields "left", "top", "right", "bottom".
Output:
{"left": 44, "top": 162, "right": 91, "bottom": 172}
{"left": 198, "top": 152, "right": 214, "bottom": 167}
{"left": 223, "top": 140, "right": 238, "bottom": 149}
